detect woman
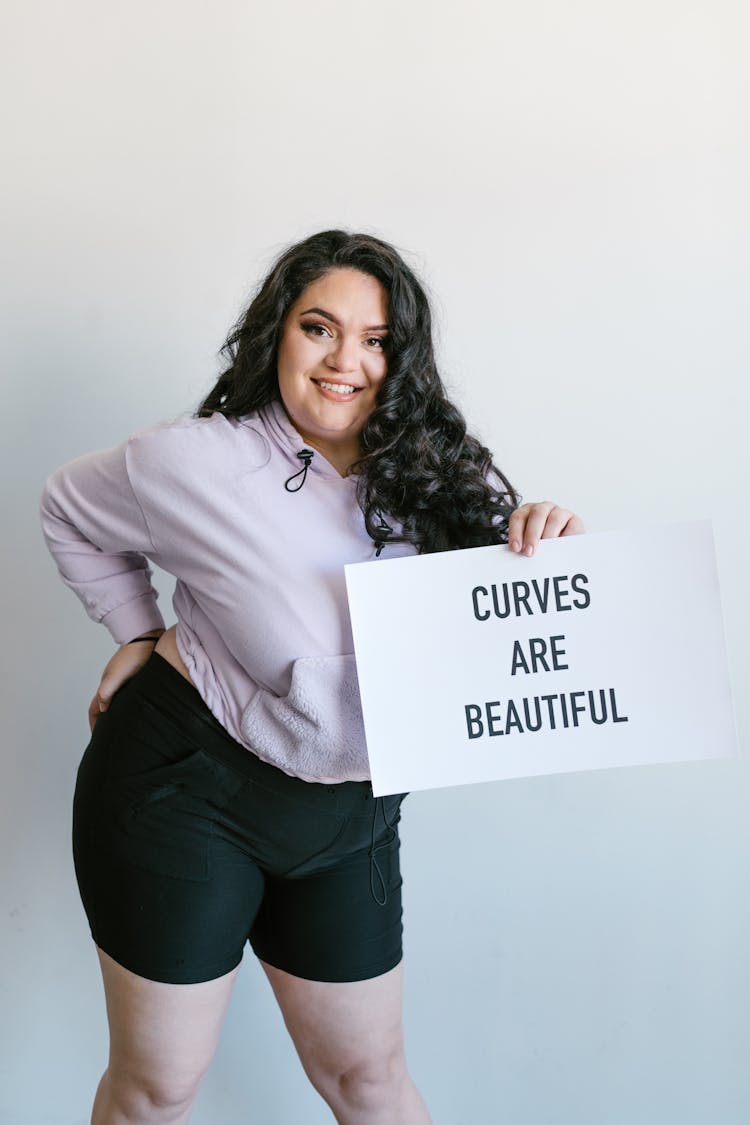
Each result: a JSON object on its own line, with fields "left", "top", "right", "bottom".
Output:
{"left": 40, "top": 229, "right": 583, "bottom": 1125}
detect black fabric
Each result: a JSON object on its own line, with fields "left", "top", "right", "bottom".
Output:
{"left": 73, "top": 652, "right": 406, "bottom": 985}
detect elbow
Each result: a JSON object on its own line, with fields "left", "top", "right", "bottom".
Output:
{"left": 39, "top": 469, "right": 62, "bottom": 527}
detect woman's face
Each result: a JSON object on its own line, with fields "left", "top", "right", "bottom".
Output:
{"left": 276, "top": 268, "right": 389, "bottom": 471}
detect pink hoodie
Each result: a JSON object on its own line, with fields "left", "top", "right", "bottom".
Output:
{"left": 39, "top": 400, "right": 417, "bottom": 783}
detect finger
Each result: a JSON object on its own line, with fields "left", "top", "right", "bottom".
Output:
{"left": 539, "top": 507, "right": 577, "bottom": 539}
{"left": 560, "top": 514, "right": 586, "bottom": 535}
{"left": 508, "top": 505, "right": 532, "bottom": 553}
{"left": 88, "top": 698, "right": 99, "bottom": 733}
{"left": 97, "top": 671, "right": 120, "bottom": 709}
{"left": 520, "top": 502, "right": 555, "bottom": 555}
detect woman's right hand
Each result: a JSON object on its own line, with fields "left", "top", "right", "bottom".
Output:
{"left": 88, "top": 632, "right": 164, "bottom": 733}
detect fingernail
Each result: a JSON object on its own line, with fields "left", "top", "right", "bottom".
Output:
{"left": 511, "top": 540, "right": 521, "bottom": 552}
{"left": 99, "top": 701, "right": 107, "bottom": 712}
{"left": 524, "top": 544, "right": 534, "bottom": 556}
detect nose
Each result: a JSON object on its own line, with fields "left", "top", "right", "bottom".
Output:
{"left": 326, "top": 334, "right": 359, "bottom": 374}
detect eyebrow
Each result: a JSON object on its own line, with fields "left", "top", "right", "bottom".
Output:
{"left": 299, "top": 307, "right": 389, "bottom": 332}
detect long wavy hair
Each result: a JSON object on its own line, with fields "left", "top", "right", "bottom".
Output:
{"left": 195, "top": 229, "right": 520, "bottom": 553}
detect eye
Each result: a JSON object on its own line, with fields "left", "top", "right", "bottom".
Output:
{"left": 301, "top": 322, "right": 331, "bottom": 338}
{"left": 367, "top": 336, "right": 387, "bottom": 349}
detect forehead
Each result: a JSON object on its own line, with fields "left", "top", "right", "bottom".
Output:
{"left": 291, "top": 268, "right": 388, "bottom": 320}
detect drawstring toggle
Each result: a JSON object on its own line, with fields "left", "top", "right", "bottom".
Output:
{"left": 373, "top": 517, "right": 393, "bottom": 558}
{"left": 284, "top": 448, "right": 315, "bottom": 492}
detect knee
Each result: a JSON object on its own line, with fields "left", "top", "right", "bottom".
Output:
{"left": 102, "top": 1066, "right": 202, "bottom": 1122}
{"left": 331, "top": 1046, "right": 411, "bottom": 1114}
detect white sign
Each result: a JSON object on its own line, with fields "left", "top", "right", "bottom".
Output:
{"left": 345, "top": 521, "right": 737, "bottom": 797}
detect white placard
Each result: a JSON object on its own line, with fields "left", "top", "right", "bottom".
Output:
{"left": 345, "top": 520, "right": 737, "bottom": 796}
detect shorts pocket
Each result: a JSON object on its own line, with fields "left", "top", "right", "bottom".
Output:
{"left": 108, "top": 746, "right": 220, "bottom": 883}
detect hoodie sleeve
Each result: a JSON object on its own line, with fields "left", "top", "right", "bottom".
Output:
{"left": 39, "top": 435, "right": 167, "bottom": 645}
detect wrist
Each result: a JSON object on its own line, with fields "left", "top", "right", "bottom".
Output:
{"left": 125, "top": 630, "right": 165, "bottom": 645}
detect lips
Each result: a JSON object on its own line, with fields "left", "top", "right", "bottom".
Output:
{"left": 312, "top": 379, "right": 362, "bottom": 396}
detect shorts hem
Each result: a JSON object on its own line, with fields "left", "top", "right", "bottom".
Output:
{"left": 252, "top": 948, "right": 404, "bottom": 984}
{"left": 92, "top": 935, "right": 245, "bottom": 985}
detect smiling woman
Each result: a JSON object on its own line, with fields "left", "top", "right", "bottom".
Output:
{"left": 200, "top": 230, "right": 536, "bottom": 556}
{"left": 39, "top": 228, "right": 584, "bottom": 1125}
{"left": 276, "top": 269, "right": 390, "bottom": 474}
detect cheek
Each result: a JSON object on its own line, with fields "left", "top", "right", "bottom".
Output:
{"left": 277, "top": 340, "right": 312, "bottom": 393}
{"left": 367, "top": 354, "right": 388, "bottom": 387}
{"left": 278, "top": 337, "right": 298, "bottom": 372}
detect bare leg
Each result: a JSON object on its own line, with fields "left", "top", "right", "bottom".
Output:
{"left": 260, "top": 958, "right": 431, "bottom": 1125}
{"left": 91, "top": 947, "right": 240, "bottom": 1125}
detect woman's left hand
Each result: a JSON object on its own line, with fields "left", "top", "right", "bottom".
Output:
{"left": 508, "top": 502, "right": 585, "bottom": 557}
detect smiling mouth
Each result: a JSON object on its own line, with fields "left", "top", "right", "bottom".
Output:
{"left": 312, "top": 379, "right": 361, "bottom": 396}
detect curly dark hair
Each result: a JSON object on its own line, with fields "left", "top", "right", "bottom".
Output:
{"left": 194, "top": 229, "right": 520, "bottom": 553}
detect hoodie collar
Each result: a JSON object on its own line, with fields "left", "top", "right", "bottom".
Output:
{"left": 259, "top": 398, "right": 357, "bottom": 483}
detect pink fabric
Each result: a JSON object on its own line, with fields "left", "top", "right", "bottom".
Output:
{"left": 39, "top": 401, "right": 416, "bottom": 781}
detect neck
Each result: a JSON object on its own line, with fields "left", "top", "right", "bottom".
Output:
{"left": 305, "top": 438, "right": 360, "bottom": 478}
{"left": 277, "top": 404, "right": 361, "bottom": 477}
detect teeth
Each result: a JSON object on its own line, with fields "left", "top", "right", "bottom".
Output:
{"left": 318, "top": 381, "right": 357, "bottom": 395}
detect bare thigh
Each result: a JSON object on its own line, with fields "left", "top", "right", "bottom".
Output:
{"left": 259, "top": 958, "right": 432, "bottom": 1123}
{"left": 97, "top": 946, "right": 240, "bottom": 1101}
{"left": 260, "top": 957, "right": 406, "bottom": 1080}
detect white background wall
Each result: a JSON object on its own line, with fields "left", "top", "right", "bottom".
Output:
{"left": 2, "top": 1, "right": 748, "bottom": 1122}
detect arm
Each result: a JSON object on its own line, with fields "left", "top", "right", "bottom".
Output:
{"left": 39, "top": 436, "right": 167, "bottom": 644}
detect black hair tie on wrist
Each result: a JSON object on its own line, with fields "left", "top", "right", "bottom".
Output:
{"left": 126, "top": 636, "right": 160, "bottom": 645}
{"left": 284, "top": 449, "right": 315, "bottom": 492}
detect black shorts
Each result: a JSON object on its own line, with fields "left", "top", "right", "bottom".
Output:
{"left": 72, "top": 652, "right": 407, "bottom": 985}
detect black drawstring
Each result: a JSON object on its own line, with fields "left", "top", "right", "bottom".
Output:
{"left": 373, "top": 517, "right": 392, "bottom": 558}
{"left": 284, "top": 456, "right": 392, "bottom": 561}
{"left": 369, "top": 793, "right": 401, "bottom": 906}
{"left": 284, "top": 448, "right": 315, "bottom": 492}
